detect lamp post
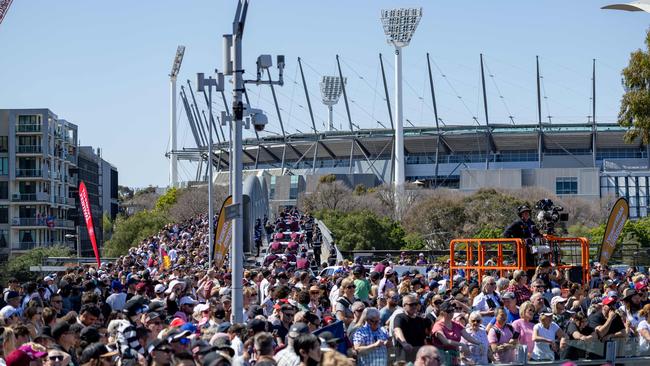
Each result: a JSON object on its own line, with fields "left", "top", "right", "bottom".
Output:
{"left": 380, "top": 8, "right": 422, "bottom": 202}
{"left": 169, "top": 46, "right": 185, "bottom": 188}
{"left": 320, "top": 76, "right": 346, "bottom": 131}
{"left": 197, "top": 72, "right": 224, "bottom": 267}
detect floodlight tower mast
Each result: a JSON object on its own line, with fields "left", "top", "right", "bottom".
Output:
{"left": 0, "top": 0, "right": 13, "bottom": 26}
{"left": 320, "top": 76, "right": 346, "bottom": 131}
{"left": 169, "top": 46, "right": 185, "bottom": 188}
{"left": 381, "top": 8, "right": 422, "bottom": 198}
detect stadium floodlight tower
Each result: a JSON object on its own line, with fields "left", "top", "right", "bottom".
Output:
{"left": 381, "top": 7, "right": 422, "bottom": 194}
{"left": 169, "top": 45, "right": 185, "bottom": 188}
{"left": 320, "top": 76, "right": 346, "bottom": 131}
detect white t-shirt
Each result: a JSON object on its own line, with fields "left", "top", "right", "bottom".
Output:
{"left": 532, "top": 322, "right": 560, "bottom": 361}
{"left": 106, "top": 292, "right": 127, "bottom": 311}
{"left": 638, "top": 320, "right": 650, "bottom": 351}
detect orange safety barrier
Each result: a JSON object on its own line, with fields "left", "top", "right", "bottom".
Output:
{"left": 449, "top": 236, "right": 590, "bottom": 287}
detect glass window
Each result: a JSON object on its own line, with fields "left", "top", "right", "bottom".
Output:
{"left": 0, "top": 137, "right": 7, "bottom": 153}
{"left": 0, "top": 182, "right": 7, "bottom": 200}
{"left": 289, "top": 175, "right": 299, "bottom": 199}
{"left": 269, "top": 176, "right": 276, "bottom": 200}
{"left": 0, "top": 206, "right": 8, "bottom": 224}
{"left": 0, "top": 158, "right": 8, "bottom": 176}
{"left": 556, "top": 177, "right": 578, "bottom": 195}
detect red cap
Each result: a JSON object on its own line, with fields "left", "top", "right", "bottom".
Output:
{"left": 169, "top": 317, "right": 186, "bottom": 327}
{"left": 135, "top": 282, "right": 146, "bottom": 292}
{"left": 635, "top": 282, "right": 647, "bottom": 291}
{"left": 602, "top": 297, "right": 616, "bottom": 306}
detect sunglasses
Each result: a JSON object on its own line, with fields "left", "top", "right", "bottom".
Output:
{"left": 434, "top": 300, "right": 443, "bottom": 305}
{"left": 49, "top": 356, "right": 65, "bottom": 362}
{"left": 404, "top": 302, "right": 419, "bottom": 307}
{"left": 346, "top": 285, "right": 356, "bottom": 289}
{"left": 367, "top": 318, "right": 379, "bottom": 324}
{"left": 471, "top": 319, "right": 481, "bottom": 323}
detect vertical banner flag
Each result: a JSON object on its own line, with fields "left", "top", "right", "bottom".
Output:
{"left": 599, "top": 197, "right": 629, "bottom": 266}
{"left": 79, "top": 181, "right": 101, "bottom": 267}
{"left": 213, "top": 195, "right": 233, "bottom": 268}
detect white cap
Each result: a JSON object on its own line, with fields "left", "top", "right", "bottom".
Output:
{"left": 154, "top": 284, "right": 166, "bottom": 294}
{"left": 194, "top": 303, "right": 210, "bottom": 313}
{"left": 165, "top": 280, "right": 185, "bottom": 294}
{"left": 179, "top": 296, "right": 198, "bottom": 306}
{"left": 44, "top": 276, "right": 54, "bottom": 282}
{"left": 0, "top": 306, "right": 17, "bottom": 320}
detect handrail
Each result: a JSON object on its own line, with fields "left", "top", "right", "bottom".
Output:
{"left": 315, "top": 218, "right": 343, "bottom": 263}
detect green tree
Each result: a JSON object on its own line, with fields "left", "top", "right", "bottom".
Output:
{"left": 619, "top": 29, "right": 650, "bottom": 144}
{"left": 104, "top": 209, "right": 169, "bottom": 257}
{"left": 317, "top": 210, "right": 405, "bottom": 251}
{"left": 103, "top": 212, "right": 113, "bottom": 241}
{"left": 155, "top": 187, "right": 178, "bottom": 212}
{"left": 1, "top": 246, "right": 71, "bottom": 282}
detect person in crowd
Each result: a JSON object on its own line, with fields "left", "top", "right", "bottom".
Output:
{"left": 531, "top": 311, "right": 567, "bottom": 361}
{"left": 472, "top": 276, "right": 502, "bottom": 326}
{"left": 431, "top": 301, "right": 482, "bottom": 365}
{"left": 511, "top": 300, "right": 535, "bottom": 360}
{"left": 293, "top": 334, "right": 321, "bottom": 366}
{"left": 589, "top": 296, "right": 627, "bottom": 341}
{"left": 352, "top": 308, "right": 389, "bottom": 366}
{"left": 461, "top": 311, "right": 489, "bottom": 365}
{"left": 506, "top": 270, "right": 532, "bottom": 306}
{"left": 334, "top": 278, "right": 356, "bottom": 327}
{"left": 394, "top": 294, "right": 432, "bottom": 362}
{"left": 566, "top": 311, "right": 598, "bottom": 360}
{"left": 488, "top": 308, "right": 518, "bottom": 363}
{"left": 275, "top": 323, "right": 309, "bottom": 366}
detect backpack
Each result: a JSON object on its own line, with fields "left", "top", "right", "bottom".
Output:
{"left": 492, "top": 324, "right": 518, "bottom": 343}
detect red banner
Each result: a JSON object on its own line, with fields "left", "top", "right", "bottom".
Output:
{"left": 79, "top": 181, "right": 100, "bottom": 266}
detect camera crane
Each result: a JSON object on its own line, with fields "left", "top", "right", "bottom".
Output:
{"left": 0, "top": 0, "right": 13, "bottom": 26}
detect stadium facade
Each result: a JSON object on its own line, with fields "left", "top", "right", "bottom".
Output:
{"left": 189, "top": 122, "right": 650, "bottom": 218}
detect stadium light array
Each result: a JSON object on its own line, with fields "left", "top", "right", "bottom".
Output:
{"left": 320, "top": 76, "right": 346, "bottom": 131}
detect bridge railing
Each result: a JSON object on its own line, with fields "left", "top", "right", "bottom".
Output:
{"left": 314, "top": 218, "right": 343, "bottom": 264}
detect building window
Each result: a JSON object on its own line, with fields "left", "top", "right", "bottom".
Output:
{"left": 0, "top": 158, "right": 8, "bottom": 176}
{"left": 0, "top": 206, "right": 8, "bottom": 224}
{"left": 556, "top": 177, "right": 578, "bottom": 195}
{"left": 269, "top": 176, "right": 276, "bottom": 200}
{"left": 289, "top": 176, "right": 299, "bottom": 199}
{"left": 0, "top": 137, "right": 7, "bottom": 153}
{"left": 0, "top": 182, "right": 7, "bottom": 200}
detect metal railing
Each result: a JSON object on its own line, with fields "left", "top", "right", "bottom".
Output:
{"left": 11, "top": 192, "right": 48, "bottom": 202}
{"left": 65, "top": 155, "right": 77, "bottom": 164}
{"left": 16, "top": 169, "right": 42, "bottom": 177}
{"left": 314, "top": 218, "right": 343, "bottom": 264}
{"left": 16, "top": 145, "right": 42, "bottom": 154}
{"left": 16, "top": 124, "right": 41, "bottom": 133}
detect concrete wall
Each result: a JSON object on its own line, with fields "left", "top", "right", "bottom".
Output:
{"left": 460, "top": 167, "right": 600, "bottom": 201}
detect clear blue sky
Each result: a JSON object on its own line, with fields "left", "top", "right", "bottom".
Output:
{"left": 0, "top": 0, "right": 648, "bottom": 187}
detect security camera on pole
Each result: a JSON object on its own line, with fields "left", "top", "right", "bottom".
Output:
{"left": 222, "top": 0, "right": 284, "bottom": 323}
{"left": 196, "top": 72, "right": 225, "bottom": 267}
{"left": 380, "top": 8, "right": 422, "bottom": 211}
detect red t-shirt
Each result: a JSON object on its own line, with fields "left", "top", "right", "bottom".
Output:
{"left": 431, "top": 320, "right": 464, "bottom": 350}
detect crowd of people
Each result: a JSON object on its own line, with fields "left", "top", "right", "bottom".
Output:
{"left": 0, "top": 205, "right": 648, "bottom": 366}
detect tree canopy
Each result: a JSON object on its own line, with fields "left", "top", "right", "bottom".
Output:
{"left": 619, "top": 29, "right": 650, "bottom": 144}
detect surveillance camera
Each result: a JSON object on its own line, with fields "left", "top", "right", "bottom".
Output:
{"left": 257, "top": 55, "right": 273, "bottom": 70}
{"left": 248, "top": 108, "right": 268, "bottom": 132}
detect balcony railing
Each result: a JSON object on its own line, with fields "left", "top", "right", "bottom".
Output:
{"left": 16, "top": 145, "right": 42, "bottom": 154}
{"left": 16, "top": 124, "right": 41, "bottom": 133}
{"left": 11, "top": 192, "right": 48, "bottom": 202}
{"left": 65, "top": 155, "right": 77, "bottom": 165}
{"left": 11, "top": 241, "right": 67, "bottom": 250}
{"left": 66, "top": 197, "right": 76, "bottom": 206}
{"left": 16, "top": 169, "right": 42, "bottom": 177}
{"left": 11, "top": 217, "right": 75, "bottom": 228}
{"left": 55, "top": 196, "right": 66, "bottom": 204}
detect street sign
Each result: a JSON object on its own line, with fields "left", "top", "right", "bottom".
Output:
{"left": 224, "top": 203, "right": 241, "bottom": 221}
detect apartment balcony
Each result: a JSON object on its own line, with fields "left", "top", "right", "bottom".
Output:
{"left": 65, "top": 155, "right": 77, "bottom": 165}
{"left": 66, "top": 197, "right": 76, "bottom": 206}
{"left": 68, "top": 176, "right": 78, "bottom": 186}
{"left": 16, "top": 124, "right": 42, "bottom": 133}
{"left": 11, "top": 241, "right": 67, "bottom": 251}
{"left": 16, "top": 145, "right": 42, "bottom": 154}
{"left": 16, "top": 169, "right": 42, "bottom": 178}
{"left": 11, "top": 217, "right": 75, "bottom": 228}
{"left": 11, "top": 192, "right": 49, "bottom": 202}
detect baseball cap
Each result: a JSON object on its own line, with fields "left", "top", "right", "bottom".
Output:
{"left": 288, "top": 322, "right": 309, "bottom": 338}
{"left": 502, "top": 292, "right": 516, "bottom": 300}
{"left": 154, "top": 284, "right": 166, "bottom": 294}
{"left": 384, "top": 267, "right": 394, "bottom": 275}
{"left": 248, "top": 318, "right": 267, "bottom": 333}
{"left": 179, "top": 296, "right": 198, "bottom": 306}
{"left": 602, "top": 297, "right": 617, "bottom": 306}
{"left": 0, "top": 306, "right": 17, "bottom": 320}
{"left": 169, "top": 318, "right": 186, "bottom": 328}
{"left": 551, "top": 296, "right": 568, "bottom": 308}
{"left": 3, "top": 291, "right": 19, "bottom": 302}
{"left": 635, "top": 282, "right": 648, "bottom": 291}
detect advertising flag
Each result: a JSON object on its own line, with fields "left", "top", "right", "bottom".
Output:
{"left": 599, "top": 197, "right": 629, "bottom": 266}
{"left": 213, "top": 195, "right": 233, "bottom": 268}
{"left": 79, "top": 181, "right": 101, "bottom": 266}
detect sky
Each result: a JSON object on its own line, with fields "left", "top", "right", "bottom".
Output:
{"left": 1, "top": 0, "right": 649, "bottom": 187}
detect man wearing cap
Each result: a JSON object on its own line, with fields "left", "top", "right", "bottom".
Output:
{"left": 273, "top": 303, "right": 296, "bottom": 345}
{"left": 353, "top": 266, "right": 371, "bottom": 302}
{"left": 551, "top": 296, "right": 571, "bottom": 330}
{"left": 176, "top": 296, "right": 197, "bottom": 322}
{"left": 105, "top": 280, "right": 127, "bottom": 312}
{"left": 377, "top": 267, "right": 396, "bottom": 300}
{"left": 275, "top": 322, "right": 309, "bottom": 366}
{"left": 143, "top": 312, "right": 164, "bottom": 342}
{"left": 146, "top": 339, "right": 172, "bottom": 366}
{"left": 503, "top": 205, "right": 542, "bottom": 271}
{"left": 51, "top": 321, "right": 80, "bottom": 366}
{"left": 588, "top": 297, "right": 626, "bottom": 341}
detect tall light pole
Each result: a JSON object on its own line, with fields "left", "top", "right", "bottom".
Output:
{"left": 169, "top": 46, "right": 185, "bottom": 188}
{"left": 197, "top": 72, "right": 224, "bottom": 267}
{"left": 380, "top": 8, "right": 422, "bottom": 196}
{"left": 320, "top": 76, "right": 345, "bottom": 131}
{"left": 222, "top": 0, "right": 282, "bottom": 323}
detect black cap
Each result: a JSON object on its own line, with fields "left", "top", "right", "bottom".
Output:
{"left": 80, "top": 326, "right": 100, "bottom": 343}
{"left": 288, "top": 322, "right": 309, "bottom": 338}
{"left": 247, "top": 318, "right": 266, "bottom": 333}
{"left": 539, "top": 260, "right": 551, "bottom": 268}
{"left": 146, "top": 339, "right": 167, "bottom": 355}
{"left": 80, "top": 343, "right": 112, "bottom": 363}
{"left": 51, "top": 321, "right": 71, "bottom": 340}
{"left": 123, "top": 295, "right": 148, "bottom": 317}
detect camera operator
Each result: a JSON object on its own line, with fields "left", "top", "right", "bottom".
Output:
{"left": 503, "top": 205, "right": 542, "bottom": 275}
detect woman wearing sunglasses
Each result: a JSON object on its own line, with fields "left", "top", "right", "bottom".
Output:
{"left": 461, "top": 311, "right": 489, "bottom": 365}
{"left": 432, "top": 302, "right": 482, "bottom": 366}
